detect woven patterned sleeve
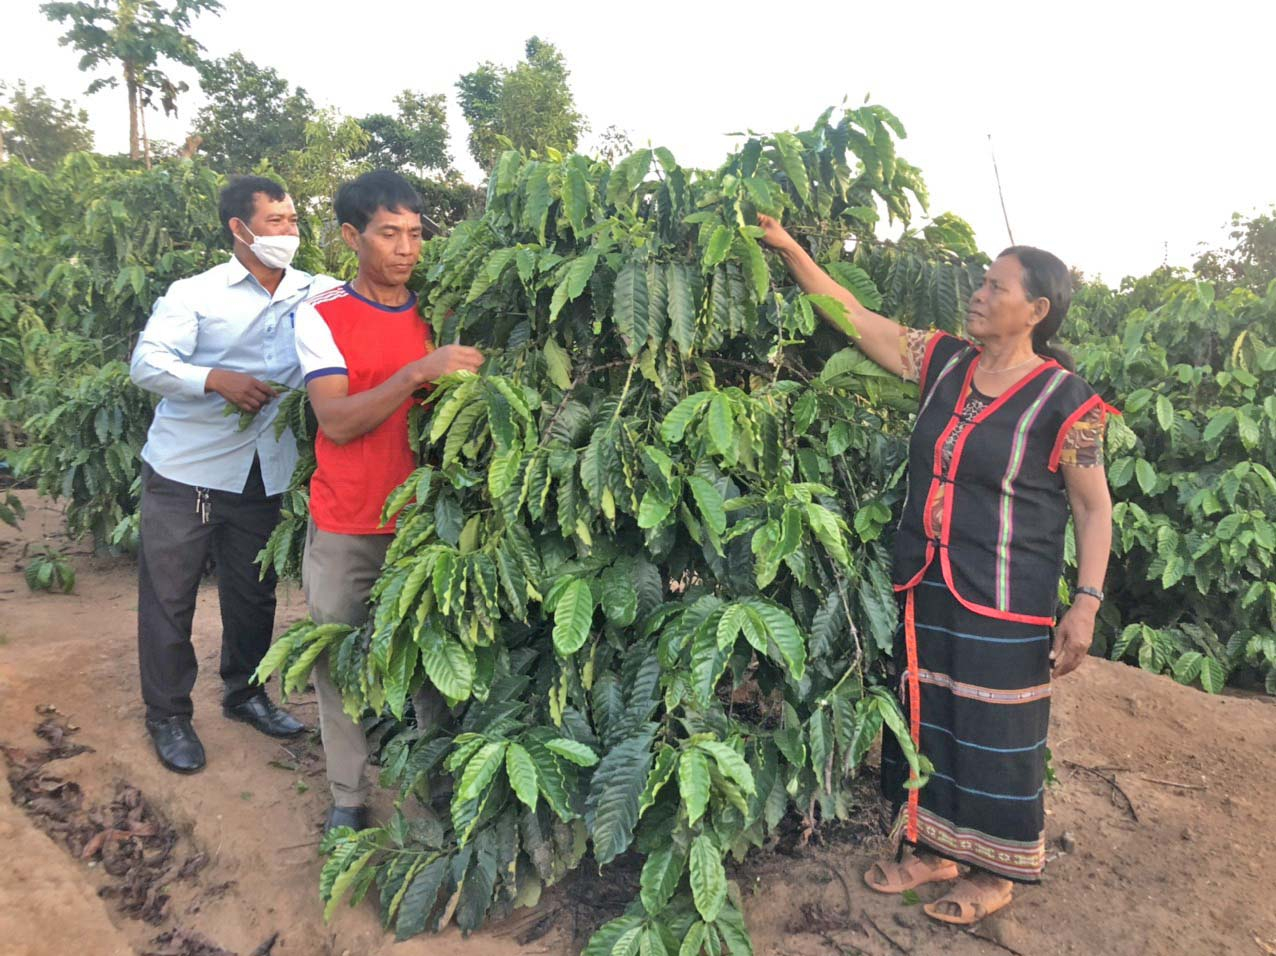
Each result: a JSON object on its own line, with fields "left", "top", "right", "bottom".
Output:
{"left": 1058, "top": 403, "right": 1107, "bottom": 468}
{"left": 899, "top": 328, "right": 939, "bottom": 384}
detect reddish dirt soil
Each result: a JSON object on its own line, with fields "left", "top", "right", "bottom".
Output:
{"left": 2, "top": 488, "right": 1274, "bottom": 956}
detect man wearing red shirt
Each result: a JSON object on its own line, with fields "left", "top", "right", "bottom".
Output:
{"left": 294, "top": 170, "right": 482, "bottom": 832}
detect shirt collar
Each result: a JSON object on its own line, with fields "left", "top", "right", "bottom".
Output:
{"left": 224, "top": 255, "right": 312, "bottom": 296}
{"left": 225, "top": 255, "right": 252, "bottom": 287}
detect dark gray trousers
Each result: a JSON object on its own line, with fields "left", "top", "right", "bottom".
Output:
{"left": 137, "top": 458, "right": 282, "bottom": 721}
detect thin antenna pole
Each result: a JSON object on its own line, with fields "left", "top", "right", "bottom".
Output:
{"left": 988, "top": 133, "right": 1014, "bottom": 246}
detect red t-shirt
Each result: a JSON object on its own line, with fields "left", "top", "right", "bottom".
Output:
{"left": 293, "top": 283, "right": 432, "bottom": 534}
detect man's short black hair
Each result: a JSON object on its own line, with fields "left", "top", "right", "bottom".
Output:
{"left": 218, "top": 175, "right": 287, "bottom": 240}
{"left": 334, "top": 169, "right": 424, "bottom": 233}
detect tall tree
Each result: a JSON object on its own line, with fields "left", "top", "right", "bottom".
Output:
{"left": 456, "top": 36, "right": 585, "bottom": 172}
{"left": 41, "top": 0, "right": 222, "bottom": 166}
{"left": 0, "top": 82, "right": 95, "bottom": 169}
{"left": 191, "top": 52, "right": 314, "bottom": 173}
{"left": 357, "top": 90, "right": 450, "bottom": 174}
{"left": 455, "top": 62, "right": 503, "bottom": 172}
{"left": 1194, "top": 207, "right": 1276, "bottom": 293}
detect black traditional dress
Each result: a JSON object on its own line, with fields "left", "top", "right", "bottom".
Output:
{"left": 879, "top": 329, "right": 1108, "bottom": 882}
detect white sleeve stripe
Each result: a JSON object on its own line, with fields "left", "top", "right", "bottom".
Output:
{"left": 306, "top": 287, "right": 348, "bottom": 306}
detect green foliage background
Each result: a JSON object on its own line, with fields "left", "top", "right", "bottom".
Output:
{"left": 1068, "top": 273, "right": 1276, "bottom": 695}
{"left": 2, "top": 63, "right": 1275, "bottom": 953}
{"left": 0, "top": 154, "right": 223, "bottom": 543}
{"left": 249, "top": 108, "right": 999, "bottom": 950}
{"left": 12, "top": 6, "right": 1272, "bottom": 947}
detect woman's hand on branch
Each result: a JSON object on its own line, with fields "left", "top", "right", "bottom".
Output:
{"left": 756, "top": 212, "right": 906, "bottom": 375}
{"left": 756, "top": 214, "right": 798, "bottom": 254}
{"left": 1050, "top": 603, "right": 1096, "bottom": 678}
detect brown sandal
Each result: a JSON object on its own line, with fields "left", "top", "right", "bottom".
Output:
{"left": 922, "top": 878, "right": 1014, "bottom": 924}
{"left": 863, "top": 853, "right": 960, "bottom": 894}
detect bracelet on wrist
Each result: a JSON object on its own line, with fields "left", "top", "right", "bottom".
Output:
{"left": 1074, "top": 586, "right": 1104, "bottom": 605}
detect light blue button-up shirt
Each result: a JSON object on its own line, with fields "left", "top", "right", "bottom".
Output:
{"left": 130, "top": 257, "right": 341, "bottom": 495}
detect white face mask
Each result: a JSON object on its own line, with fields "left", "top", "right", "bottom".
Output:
{"left": 237, "top": 224, "right": 299, "bottom": 270}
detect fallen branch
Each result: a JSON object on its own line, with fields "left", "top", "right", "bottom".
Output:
{"left": 249, "top": 932, "right": 280, "bottom": 956}
{"left": 1140, "top": 775, "right": 1206, "bottom": 791}
{"left": 859, "top": 909, "right": 908, "bottom": 955}
{"left": 815, "top": 860, "right": 853, "bottom": 922}
{"left": 276, "top": 839, "right": 321, "bottom": 852}
{"left": 965, "top": 926, "right": 1028, "bottom": 956}
{"left": 1062, "top": 760, "right": 1139, "bottom": 823}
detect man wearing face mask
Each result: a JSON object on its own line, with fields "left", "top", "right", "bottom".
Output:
{"left": 129, "top": 175, "right": 341, "bottom": 774}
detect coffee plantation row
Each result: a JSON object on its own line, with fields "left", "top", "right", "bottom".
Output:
{"left": 3, "top": 103, "right": 1273, "bottom": 950}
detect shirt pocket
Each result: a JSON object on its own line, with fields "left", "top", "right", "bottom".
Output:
{"left": 269, "top": 308, "right": 301, "bottom": 378}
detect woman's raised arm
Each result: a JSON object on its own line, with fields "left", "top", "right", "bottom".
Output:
{"left": 757, "top": 214, "right": 906, "bottom": 378}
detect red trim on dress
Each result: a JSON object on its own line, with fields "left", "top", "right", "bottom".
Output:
{"left": 935, "top": 357, "right": 1062, "bottom": 626}
{"left": 892, "top": 543, "right": 934, "bottom": 593}
{"left": 968, "top": 355, "right": 1061, "bottom": 424}
{"left": 918, "top": 330, "right": 948, "bottom": 391}
{"left": 893, "top": 348, "right": 966, "bottom": 591}
{"left": 904, "top": 587, "right": 921, "bottom": 843}
{"left": 1048, "top": 393, "right": 1104, "bottom": 472}
{"left": 896, "top": 354, "right": 1063, "bottom": 846}
{"left": 925, "top": 359, "right": 980, "bottom": 534}
{"left": 897, "top": 358, "right": 980, "bottom": 590}
{"left": 938, "top": 554, "right": 1056, "bottom": 625}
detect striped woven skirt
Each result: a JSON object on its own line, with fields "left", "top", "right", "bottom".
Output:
{"left": 880, "top": 563, "right": 1052, "bottom": 882}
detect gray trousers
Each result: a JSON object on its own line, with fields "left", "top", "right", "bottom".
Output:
{"left": 138, "top": 459, "right": 281, "bottom": 721}
{"left": 302, "top": 520, "right": 442, "bottom": 807}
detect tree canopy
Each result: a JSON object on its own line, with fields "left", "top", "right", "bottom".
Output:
{"left": 192, "top": 52, "right": 314, "bottom": 173}
{"left": 0, "top": 81, "right": 95, "bottom": 169}
{"left": 42, "top": 0, "right": 223, "bottom": 164}
{"left": 457, "top": 36, "right": 585, "bottom": 172}
{"left": 1194, "top": 207, "right": 1276, "bottom": 293}
{"left": 356, "top": 89, "right": 451, "bottom": 175}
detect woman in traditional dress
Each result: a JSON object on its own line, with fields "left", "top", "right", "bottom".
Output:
{"left": 759, "top": 215, "right": 1113, "bottom": 924}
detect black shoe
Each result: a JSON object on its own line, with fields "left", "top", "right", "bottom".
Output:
{"left": 223, "top": 693, "right": 306, "bottom": 739}
{"left": 324, "top": 805, "right": 369, "bottom": 835}
{"left": 146, "top": 716, "right": 206, "bottom": 774}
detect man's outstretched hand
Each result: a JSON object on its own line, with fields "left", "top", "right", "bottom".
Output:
{"left": 413, "top": 345, "right": 485, "bottom": 385}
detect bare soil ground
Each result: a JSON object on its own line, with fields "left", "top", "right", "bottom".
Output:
{"left": 2, "top": 488, "right": 1274, "bottom": 956}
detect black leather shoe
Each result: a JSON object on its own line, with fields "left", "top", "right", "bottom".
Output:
{"left": 146, "top": 716, "right": 206, "bottom": 774}
{"left": 324, "top": 805, "right": 370, "bottom": 834}
{"left": 223, "top": 693, "right": 306, "bottom": 738}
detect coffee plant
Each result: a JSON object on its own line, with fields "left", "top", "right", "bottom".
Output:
{"left": 24, "top": 545, "right": 76, "bottom": 594}
{"left": 0, "top": 154, "right": 223, "bottom": 546}
{"left": 254, "top": 105, "right": 988, "bottom": 951}
{"left": 10, "top": 329, "right": 153, "bottom": 545}
{"left": 1069, "top": 273, "right": 1276, "bottom": 695}
{"left": 0, "top": 488, "right": 24, "bottom": 528}
{"left": 255, "top": 385, "right": 319, "bottom": 582}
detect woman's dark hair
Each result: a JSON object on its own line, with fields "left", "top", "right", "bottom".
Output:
{"left": 999, "top": 245, "right": 1075, "bottom": 372}
{"left": 218, "top": 175, "right": 287, "bottom": 241}
{"left": 335, "top": 169, "right": 423, "bottom": 233}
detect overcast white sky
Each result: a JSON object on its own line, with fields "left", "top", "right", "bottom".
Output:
{"left": 4, "top": 0, "right": 1273, "bottom": 282}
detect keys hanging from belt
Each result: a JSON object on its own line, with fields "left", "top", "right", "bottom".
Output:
{"left": 195, "top": 487, "right": 211, "bottom": 525}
